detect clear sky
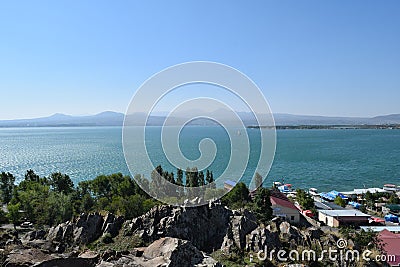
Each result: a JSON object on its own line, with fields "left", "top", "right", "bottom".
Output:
{"left": 0, "top": 0, "right": 399, "bottom": 120}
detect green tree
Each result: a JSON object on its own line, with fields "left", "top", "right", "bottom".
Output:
{"left": 221, "top": 182, "right": 250, "bottom": 208}
{"left": 296, "top": 189, "right": 315, "bottom": 210}
{"left": 254, "top": 187, "right": 273, "bottom": 224}
{"left": 7, "top": 203, "right": 21, "bottom": 230}
{"left": 334, "top": 196, "right": 346, "bottom": 208}
{"left": 25, "top": 169, "right": 40, "bottom": 182}
{"left": 388, "top": 194, "right": 400, "bottom": 204}
{"left": 190, "top": 168, "right": 199, "bottom": 187}
{"left": 134, "top": 174, "right": 150, "bottom": 196}
{"left": 46, "top": 192, "right": 73, "bottom": 225}
{"left": 254, "top": 172, "right": 263, "bottom": 189}
{"left": 50, "top": 172, "right": 74, "bottom": 194}
{"left": 81, "top": 193, "right": 95, "bottom": 213}
{"left": 0, "top": 209, "right": 8, "bottom": 224}
{"left": 198, "top": 171, "right": 205, "bottom": 186}
{"left": 150, "top": 166, "right": 165, "bottom": 198}
{"left": 0, "top": 172, "right": 15, "bottom": 203}
{"left": 16, "top": 182, "right": 50, "bottom": 225}
{"left": 206, "top": 170, "right": 216, "bottom": 189}
{"left": 176, "top": 168, "right": 184, "bottom": 198}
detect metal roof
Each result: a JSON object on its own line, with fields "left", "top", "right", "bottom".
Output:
{"left": 318, "top": 209, "right": 370, "bottom": 217}
{"left": 341, "top": 188, "right": 387, "bottom": 195}
{"left": 360, "top": 226, "right": 400, "bottom": 232}
{"left": 224, "top": 180, "right": 237, "bottom": 187}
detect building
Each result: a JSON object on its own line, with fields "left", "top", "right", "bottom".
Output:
{"left": 377, "top": 229, "right": 400, "bottom": 266}
{"left": 224, "top": 180, "right": 236, "bottom": 191}
{"left": 318, "top": 209, "right": 370, "bottom": 227}
{"left": 341, "top": 188, "right": 387, "bottom": 196}
{"left": 314, "top": 200, "right": 345, "bottom": 211}
{"left": 270, "top": 195, "right": 300, "bottom": 223}
{"left": 360, "top": 226, "right": 400, "bottom": 233}
{"left": 384, "top": 204, "right": 400, "bottom": 215}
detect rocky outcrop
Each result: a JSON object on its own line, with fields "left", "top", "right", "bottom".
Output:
{"left": 4, "top": 248, "right": 57, "bottom": 267}
{"left": 245, "top": 225, "right": 281, "bottom": 252}
{"left": 5, "top": 237, "right": 220, "bottom": 267}
{"left": 3, "top": 205, "right": 347, "bottom": 267}
{"left": 125, "top": 205, "right": 257, "bottom": 253}
{"left": 96, "top": 237, "right": 221, "bottom": 267}
{"left": 221, "top": 209, "right": 258, "bottom": 251}
{"left": 44, "top": 212, "right": 124, "bottom": 247}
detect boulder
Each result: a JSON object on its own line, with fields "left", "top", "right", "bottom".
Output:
{"left": 95, "top": 237, "right": 221, "bottom": 267}
{"left": 35, "top": 258, "right": 96, "bottom": 267}
{"left": 4, "top": 248, "right": 57, "bottom": 267}
{"left": 279, "top": 221, "right": 302, "bottom": 243}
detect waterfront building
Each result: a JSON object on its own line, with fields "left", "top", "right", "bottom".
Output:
{"left": 318, "top": 209, "right": 370, "bottom": 227}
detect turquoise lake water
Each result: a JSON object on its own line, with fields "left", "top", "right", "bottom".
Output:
{"left": 0, "top": 126, "right": 399, "bottom": 192}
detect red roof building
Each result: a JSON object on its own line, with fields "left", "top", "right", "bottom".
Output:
{"left": 378, "top": 229, "right": 400, "bottom": 266}
{"left": 270, "top": 194, "right": 300, "bottom": 223}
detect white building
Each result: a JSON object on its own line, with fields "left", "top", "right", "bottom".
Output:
{"left": 318, "top": 209, "right": 370, "bottom": 227}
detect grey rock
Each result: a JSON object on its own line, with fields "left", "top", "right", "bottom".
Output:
{"left": 127, "top": 205, "right": 232, "bottom": 252}
{"left": 4, "top": 248, "right": 57, "bottom": 267}
{"left": 95, "top": 237, "right": 221, "bottom": 267}
{"left": 74, "top": 213, "right": 104, "bottom": 244}
{"left": 45, "top": 212, "right": 124, "bottom": 246}
{"left": 221, "top": 209, "right": 258, "bottom": 251}
{"left": 127, "top": 205, "right": 257, "bottom": 253}
{"left": 245, "top": 226, "right": 281, "bottom": 253}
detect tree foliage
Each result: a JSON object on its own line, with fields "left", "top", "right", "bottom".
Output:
{"left": 296, "top": 189, "right": 315, "bottom": 210}
{"left": 334, "top": 196, "right": 346, "bottom": 208}
{"left": 0, "top": 172, "right": 15, "bottom": 204}
{"left": 7, "top": 202, "right": 21, "bottom": 229}
{"left": 222, "top": 182, "right": 251, "bottom": 209}
{"left": 4, "top": 170, "right": 158, "bottom": 227}
{"left": 253, "top": 187, "right": 273, "bottom": 224}
{"left": 254, "top": 172, "right": 263, "bottom": 189}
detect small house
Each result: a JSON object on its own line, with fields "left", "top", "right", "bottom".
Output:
{"left": 270, "top": 195, "right": 300, "bottom": 223}
{"left": 318, "top": 209, "right": 370, "bottom": 227}
{"left": 377, "top": 229, "right": 400, "bottom": 266}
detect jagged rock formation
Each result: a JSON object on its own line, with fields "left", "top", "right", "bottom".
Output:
{"left": 1, "top": 205, "right": 354, "bottom": 267}
{"left": 124, "top": 204, "right": 257, "bottom": 253}
{"left": 45, "top": 212, "right": 124, "bottom": 248}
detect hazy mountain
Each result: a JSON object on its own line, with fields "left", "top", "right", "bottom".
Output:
{"left": 0, "top": 111, "right": 124, "bottom": 127}
{"left": 0, "top": 111, "right": 400, "bottom": 127}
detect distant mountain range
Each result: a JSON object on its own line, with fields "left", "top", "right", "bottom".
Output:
{"left": 1, "top": 111, "right": 400, "bottom": 127}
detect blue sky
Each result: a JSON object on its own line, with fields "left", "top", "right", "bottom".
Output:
{"left": 0, "top": 0, "right": 399, "bottom": 120}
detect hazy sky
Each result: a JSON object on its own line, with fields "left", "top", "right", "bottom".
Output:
{"left": 0, "top": 1, "right": 399, "bottom": 120}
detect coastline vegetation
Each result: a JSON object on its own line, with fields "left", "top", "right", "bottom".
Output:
{"left": 0, "top": 167, "right": 273, "bottom": 229}
{"left": 0, "top": 170, "right": 160, "bottom": 228}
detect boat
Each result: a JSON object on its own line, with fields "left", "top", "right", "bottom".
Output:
{"left": 278, "top": 184, "right": 293, "bottom": 194}
{"left": 370, "top": 216, "right": 385, "bottom": 225}
{"left": 383, "top": 184, "right": 400, "bottom": 192}
{"left": 309, "top": 188, "right": 319, "bottom": 196}
{"left": 384, "top": 214, "right": 399, "bottom": 223}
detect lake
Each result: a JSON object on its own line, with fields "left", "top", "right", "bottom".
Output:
{"left": 0, "top": 126, "right": 399, "bottom": 192}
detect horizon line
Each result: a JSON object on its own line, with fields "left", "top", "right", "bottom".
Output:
{"left": 1, "top": 110, "right": 399, "bottom": 121}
